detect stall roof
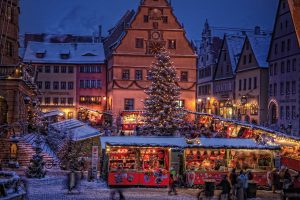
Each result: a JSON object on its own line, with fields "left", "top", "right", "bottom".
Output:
{"left": 100, "top": 136, "right": 279, "bottom": 150}
{"left": 49, "top": 119, "right": 85, "bottom": 131}
{"left": 42, "top": 110, "right": 64, "bottom": 118}
{"left": 101, "top": 136, "right": 186, "bottom": 149}
{"left": 188, "top": 138, "right": 280, "bottom": 150}
{"left": 72, "top": 126, "right": 101, "bottom": 141}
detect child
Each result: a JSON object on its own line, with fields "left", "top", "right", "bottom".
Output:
{"left": 168, "top": 174, "right": 177, "bottom": 195}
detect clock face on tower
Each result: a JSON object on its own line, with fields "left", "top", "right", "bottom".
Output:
{"left": 148, "top": 40, "right": 165, "bottom": 55}
{"left": 152, "top": 31, "right": 160, "bottom": 40}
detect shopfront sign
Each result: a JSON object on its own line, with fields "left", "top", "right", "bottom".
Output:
{"left": 92, "top": 146, "right": 98, "bottom": 178}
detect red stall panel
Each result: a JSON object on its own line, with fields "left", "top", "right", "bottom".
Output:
{"left": 281, "top": 157, "right": 300, "bottom": 171}
{"left": 108, "top": 172, "right": 140, "bottom": 186}
{"left": 140, "top": 173, "right": 169, "bottom": 186}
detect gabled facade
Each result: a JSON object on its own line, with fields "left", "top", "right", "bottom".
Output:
{"left": 235, "top": 33, "right": 271, "bottom": 124}
{"left": 268, "top": 0, "right": 300, "bottom": 135}
{"left": 197, "top": 20, "right": 222, "bottom": 113}
{"left": 105, "top": 0, "right": 197, "bottom": 126}
{"left": 213, "top": 34, "right": 245, "bottom": 119}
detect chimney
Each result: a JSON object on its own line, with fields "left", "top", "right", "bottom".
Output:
{"left": 254, "top": 26, "right": 261, "bottom": 35}
{"left": 98, "top": 25, "right": 102, "bottom": 41}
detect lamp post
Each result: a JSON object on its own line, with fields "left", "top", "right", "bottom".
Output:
{"left": 8, "top": 126, "right": 19, "bottom": 168}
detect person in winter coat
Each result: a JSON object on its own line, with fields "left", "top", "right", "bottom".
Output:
{"left": 283, "top": 168, "right": 292, "bottom": 189}
{"left": 168, "top": 174, "right": 177, "bottom": 195}
{"left": 218, "top": 175, "right": 231, "bottom": 200}
{"left": 229, "top": 168, "right": 237, "bottom": 198}
{"left": 236, "top": 170, "right": 248, "bottom": 200}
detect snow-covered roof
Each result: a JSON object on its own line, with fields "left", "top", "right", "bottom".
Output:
{"left": 23, "top": 42, "right": 105, "bottom": 64}
{"left": 72, "top": 126, "right": 101, "bottom": 141}
{"left": 226, "top": 34, "right": 245, "bottom": 72}
{"left": 247, "top": 34, "right": 271, "bottom": 68}
{"left": 101, "top": 136, "right": 187, "bottom": 149}
{"left": 42, "top": 110, "right": 64, "bottom": 118}
{"left": 189, "top": 138, "right": 280, "bottom": 150}
{"left": 100, "top": 136, "right": 279, "bottom": 150}
{"left": 49, "top": 119, "right": 85, "bottom": 132}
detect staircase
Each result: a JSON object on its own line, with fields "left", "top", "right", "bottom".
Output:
{"left": 18, "top": 134, "right": 58, "bottom": 168}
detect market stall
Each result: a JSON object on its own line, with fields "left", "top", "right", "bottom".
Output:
{"left": 184, "top": 138, "right": 280, "bottom": 186}
{"left": 120, "top": 111, "right": 144, "bottom": 135}
{"left": 101, "top": 136, "right": 186, "bottom": 187}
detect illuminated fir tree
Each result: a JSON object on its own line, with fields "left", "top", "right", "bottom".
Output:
{"left": 143, "top": 49, "right": 184, "bottom": 136}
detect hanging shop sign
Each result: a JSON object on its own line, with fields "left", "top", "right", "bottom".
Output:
{"left": 92, "top": 146, "right": 99, "bottom": 178}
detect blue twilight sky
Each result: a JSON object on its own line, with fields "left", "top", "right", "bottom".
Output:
{"left": 20, "top": 0, "right": 279, "bottom": 40}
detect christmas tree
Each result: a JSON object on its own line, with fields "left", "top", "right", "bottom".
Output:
{"left": 143, "top": 49, "right": 184, "bottom": 136}
{"left": 26, "top": 99, "right": 46, "bottom": 178}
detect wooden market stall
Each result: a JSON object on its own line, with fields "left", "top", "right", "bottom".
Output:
{"left": 184, "top": 138, "right": 280, "bottom": 186}
{"left": 100, "top": 136, "right": 186, "bottom": 187}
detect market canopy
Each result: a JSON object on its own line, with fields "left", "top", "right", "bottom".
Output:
{"left": 42, "top": 110, "right": 64, "bottom": 118}
{"left": 101, "top": 136, "right": 187, "bottom": 149}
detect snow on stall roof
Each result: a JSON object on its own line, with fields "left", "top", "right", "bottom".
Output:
{"left": 72, "top": 126, "right": 101, "bottom": 142}
{"left": 191, "top": 138, "right": 280, "bottom": 149}
{"left": 226, "top": 34, "right": 245, "bottom": 72}
{"left": 247, "top": 34, "right": 271, "bottom": 68}
{"left": 42, "top": 110, "right": 64, "bottom": 118}
{"left": 49, "top": 119, "right": 85, "bottom": 132}
{"left": 101, "top": 136, "right": 187, "bottom": 149}
{"left": 23, "top": 42, "right": 105, "bottom": 64}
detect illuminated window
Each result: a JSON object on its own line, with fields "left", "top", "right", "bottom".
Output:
{"left": 124, "top": 99, "right": 134, "bottom": 110}
{"left": 168, "top": 40, "right": 176, "bottom": 49}
{"left": 61, "top": 66, "right": 67, "bottom": 73}
{"left": 176, "top": 100, "right": 185, "bottom": 108}
{"left": 68, "top": 112, "right": 73, "bottom": 119}
{"left": 250, "top": 104, "right": 258, "bottom": 115}
{"left": 68, "top": 98, "right": 73, "bottom": 105}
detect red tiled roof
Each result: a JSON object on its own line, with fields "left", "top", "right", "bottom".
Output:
{"left": 288, "top": 0, "right": 300, "bottom": 46}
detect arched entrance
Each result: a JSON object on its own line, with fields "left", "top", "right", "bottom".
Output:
{"left": 0, "top": 96, "right": 8, "bottom": 124}
{"left": 269, "top": 102, "right": 278, "bottom": 124}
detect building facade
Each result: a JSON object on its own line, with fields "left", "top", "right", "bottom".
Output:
{"left": 104, "top": 0, "right": 197, "bottom": 124}
{"left": 0, "top": 0, "right": 19, "bottom": 65}
{"left": 23, "top": 42, "right": 106, "bottom": 120}
{"left": 235, "top": 32, "right": 271, "bottom": 124}
{"left": 213, "top": 34, "right": 245, "bottom": 119}
{"left": 268, "top": 0, "right": 300, "bottom": 135}
{"left": 197, "top": 20, "right": 222, "bottom": 113}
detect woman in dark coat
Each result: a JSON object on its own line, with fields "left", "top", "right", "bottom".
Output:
{"left": 218, "top": 175, "right": 231, "bottom": 200}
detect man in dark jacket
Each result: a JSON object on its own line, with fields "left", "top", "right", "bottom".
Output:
{"left": 218, "top": 175, "right": 231, "bottom": 200}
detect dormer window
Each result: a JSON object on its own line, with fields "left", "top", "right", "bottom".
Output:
{"left": 60, "top": 53, "right": 70, "bottom": 59}
{"left": 36, "top": 51, "right": 46, "bottom": 58}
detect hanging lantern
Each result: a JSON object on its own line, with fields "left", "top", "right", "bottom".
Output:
{"left": 220, "top": 149, "right": 225, "bottom": 155}
{"left": 231, "top": 150, "right": 236, "bottom": 157}
{"left": 207, "top": 150, "right": 211, "bottom": 156}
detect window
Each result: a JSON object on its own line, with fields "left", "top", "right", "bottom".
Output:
{"left": 68, "top": 98, "right": 73, "bottom": 105}
{"left": 61, "top": 98, "right": 66, "bottom": 105}
{"left": 91, "top": 80, "right": 96, "bottom": 88}
{"left": 168, "top": 40, "right": 176, "bottom": 49}
{"left": 147, "top": 71, "right": 152, "bottom": 80}
{"left": 243, "top": 79, "right": 247, "bottom": 91}
{"left": 80, "top": 96, "right": 102, "bottom": 105}
{"left": 274, "top": 63, "right": 278, "bottom": 75}
{"left": 292, "top": 59, "right": 297, "bottom": 71}
{"left": 287, "top": 39, "right": 291, "bottom": 51}
{"left": 37, "top": 81, "right": 42, "bottom": 89}
{"left": 250, "top": 104, "right": 258, "bottom": 115}
{"left": 287, "top": 60, "right": 291, "bottom": 72}
{"left": 254, "top": 77, "right": 257, "bottom": 89}
{"left": 144, "top": 15, "right": 149, "bottom": 23}
{"left": 239, "top": 79, "right": 242, "bottom": 91}
{"left": 45, "top": 66, "right": 51, "bottom": 73}
{"left": 68, "top": 66, "right": 74, "bottom": 73}
{"left": 181, "top": 71, "right": 188, "bottom": 82}
{"left": 80, "top": 66, "right": 84, "bottom": 73}
{"left": 85, "top": 80, "right": 91, "bottom": 88}
{"left": 45, "top": 97, "right": 50, "bottom": 105}
{"left": 249, "top": 54, "right": 252, "bottom": 63}
{"left": 54, "top": 66, "right": 59, "bottom": 73}
{"left": 61, "top": 66, "right": 67, "bottom": 73}
{"left": 38, "top": 66, "right": 43, "bottom": 73}
{"left": 281, "top": 41, "right": 285, "bottom": 52}
{"left": 124, "top": 99, "right": 134, "bottom": 110}
{"left": 162, "top": 16, "right": 168, "bottom": 23}
{"left": 270, "top": 64, "right": 273, "bottom": 76}
{"left": 135, "top": 38, "right": 144, "bottom": 48}
{"left": 96, "top": 66, "right": 101, "bottom": 73}
{"left": 68, "top": 82, "right": 73, "bottom": 90}
{"left": 97, "top": 80, "right": 101, "bottom": 88}
{"left": 68, "top": 112, "right": 73, "bottom": 119}
{"left": 281, "top": 61, "right": 285, "bottom": 73}
{"left": 122, "top": 70, "right": 130, "bottom": 80}
{"left": 53, "top": 82, "right": 59, "bottom": 90}
{"left": 45, "top": 81, "right": 50, "bottom": 89}
{"left": 280, "top": 106, "right": 284, "bottom": 120}
{"left": 5, "top": 41, "right": 13, "bottom": 57}
{"left": 80, "top": 80, "right": 84, "bottom": 88}
{"left": 274, "top": 83, "right": 277, "bottom": 96}
{"left": 177, "top": 100, "right": 185, "bottom": 108}
{"left": 135, "top": 70, "right": 143, "bottom": 80}
{"left": 286, "top": 106, "right": 290, "bottom": 120}
{"left": 269, "top": 84, "right": 273, "bottom": 96}
{"left": 53, "top": 97, "right": 59, "bottom": 105}
{"left": 248, "top": 78, "right": 252, "bottom": 90}
{"left": 286, "top": 81, "right": 290, "bottom": 95}
{"left": 292, "top": 81, "right": 296, "bottom": 94}
{"left": 275, "top": 44, "right": 278, "bottom": 55}
{"left": 243, "top": 55, "right": 246, "bottom": 65}
{"left": 280, "top": 82, "right": 284, "bottom": 95}
{"left": 61, "top": 82, "right": 66, "bottom": 90}
{"left": 292, "top": 106, "right": 296, "bottom": 120}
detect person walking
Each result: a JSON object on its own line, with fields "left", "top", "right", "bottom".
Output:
{"left": 229, "top": 168, "right": 237, "bottom": 199}
{"left": 283, "top": 168, "right": 292, "bottom": 189}
{"left": 236, "top": 170, "right": 248, "bottom": 200}
{"left": 218, "top": 175, "right": 231, "bottom": 200}
{"left": 168, "top": 174, "right": 177, "bottom": 195}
